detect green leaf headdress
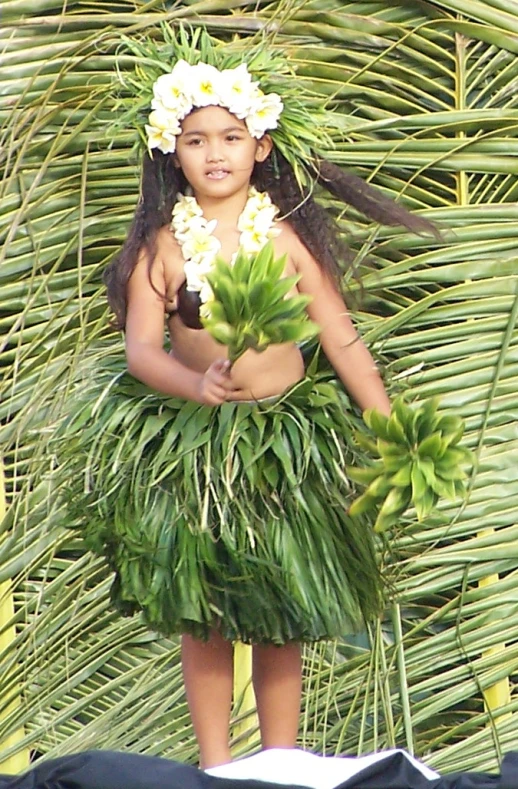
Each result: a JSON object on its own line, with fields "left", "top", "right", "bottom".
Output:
{"left": 112, "top": 23, "right": 335, "bottom": 187}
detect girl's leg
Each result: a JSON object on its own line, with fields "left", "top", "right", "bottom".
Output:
{"left": 181, "top": 631, "right": 234, "bottom": 769}
{"left": 252, "top": 642, "right": 302, "bottom": 749}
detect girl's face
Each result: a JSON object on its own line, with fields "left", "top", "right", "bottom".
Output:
{"left": 174, "top": 105, "right": 272, "bottom": 201}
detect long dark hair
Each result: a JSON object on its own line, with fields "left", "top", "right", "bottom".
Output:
{"left": 104, "top": 146, "right": 436, "bottom": 330}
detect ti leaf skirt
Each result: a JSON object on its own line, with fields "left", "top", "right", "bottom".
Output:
{"left": 56, "top": 351, "right": 383, "bottom": 644}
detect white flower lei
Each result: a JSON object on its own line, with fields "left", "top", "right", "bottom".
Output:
{"left": 171, "top": 186, "right": 280, "bottom": 312}
{"left": 146, "top": 60, "right": 283, "bottom": 154}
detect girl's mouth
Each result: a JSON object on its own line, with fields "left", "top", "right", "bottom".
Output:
{"left": 206, "top": 170, "right": 230, "bottom": 180}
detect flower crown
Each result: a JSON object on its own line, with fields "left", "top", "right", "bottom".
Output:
{"left": 146, "top": 60, "right": 283, "bottom": 155}
{"left": 113, "top": 24, "right": 336, "bottom": 186}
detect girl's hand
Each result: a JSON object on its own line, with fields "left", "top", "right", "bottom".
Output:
{"left": 197, "top": 359, "right": 235, "bottom": 406}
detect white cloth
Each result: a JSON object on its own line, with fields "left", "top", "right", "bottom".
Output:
{"left": 206, "top": 748, "right": 439, "bottom": 789}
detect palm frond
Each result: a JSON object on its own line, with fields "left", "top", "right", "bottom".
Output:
{"left": 1, "top": 0, "right": 518, "bottom": 773}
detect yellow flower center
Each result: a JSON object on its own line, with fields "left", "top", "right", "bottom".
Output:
{"left": 193, "top": 237, "right": 214, "bottom": 253}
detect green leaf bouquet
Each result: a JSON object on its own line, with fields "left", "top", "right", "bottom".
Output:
{"left": 347, "top": 396, "right": 473, "bottom": 532}
{"left": 201, "top": 241, "right": 319, "bottom": 364}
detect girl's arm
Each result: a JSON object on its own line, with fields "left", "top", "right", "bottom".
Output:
{"left": 291, "top": 230, "right": 391, "bottom": 417}
{"left": 124, "top": 237, "right": 234, "bottom": 406}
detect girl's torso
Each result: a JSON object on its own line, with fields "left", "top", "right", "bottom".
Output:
{"left": 159, "top": 222, "right": 305, "bottom": 401}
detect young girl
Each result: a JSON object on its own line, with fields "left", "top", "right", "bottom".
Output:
{"left": 76, "top": 39, "right": 433, "bottom": 770}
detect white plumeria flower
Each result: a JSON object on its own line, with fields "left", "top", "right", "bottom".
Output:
{"left": 184, "top": 259, "right": 214, "bottom": 292}
{"left": 185, "top": 216, "right": 216, "bottom": 236}
{"left": 246, "top": 91, "right": 283, "bottom": 138}
{"left": 181, "top": 220, "right": 221, "bottom": 263}
{"left": 239, "top": 187, "right": 271, "bottom": 215}
{"left": 237, "top": 219, "right": 256, "bottom": 237}
{"left": 181, "top": 195, "right": 204, "bottom": 217}
{"left": 253, "top": 187, "right": 277, "bottom": 211}
{"left": 172, "top": 196, "right": 204, "bottom": 234}
{"left": 188, "top": 62, "right": 225, "bottom": 108}
{"left": 239, "top": 204, "right": 278, "bottom": 233}
{"left": 184, "top": 261, "right": 206, "bottom": 292}
{"left": 184, "top": 256, "right": 215, "bottom": 290}
{"left": 152, "top": 72, "right": 192, "bottom": 118}
{"left": 248, "top": 81, "right": 263, "bottom": 102}
{"left": 147, "top": 107, "right": 182, "bottom": 130}
{"left": 193, "top": 252, "right": 218, "bottom": 274}
{"left": 267, "top": 225, "right": 282, "bottom": 239}
{"left": 199, "top": 281, "right": 214, "bottom": 306}
{"left": 170, "top": 59, "right": 194, "bottom": 83}
{"left": 218, "top": 64, "right": 255, "bottom": 118}
{"left": 174, "top": 214, "right": 208, "bottom": 238}
{"left": 240, "top": 228, "right": 270, "bottom": 254}
{"left": 145, "top": 108, "right": 182, "bottom": 154}
{"left": 238, "top": 204, "right": 258, "bottom": 228}
{"left": 254, "top": 208, "right": 280, "bottom": 236}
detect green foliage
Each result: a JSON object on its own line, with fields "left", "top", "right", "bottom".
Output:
{"left": 202, "top": 242, "right": 319, "bottom": 363}
{"left": 348, "top": 397, "right": 473, "bottom": 531}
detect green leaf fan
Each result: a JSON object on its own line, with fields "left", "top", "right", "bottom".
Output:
{"left": 347, "top": 396, "right": 473, "bottom": 533}
{"left": 202, "top": 241, "right": 319, "bottom": 364}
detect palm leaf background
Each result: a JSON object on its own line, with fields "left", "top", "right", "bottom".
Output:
{"left": 1, "top": 0, "right": 518, "bottom": 774}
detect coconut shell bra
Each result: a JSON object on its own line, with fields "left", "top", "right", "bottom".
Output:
{"left": 175, "top": 281, "right": 204, "bottom": 330}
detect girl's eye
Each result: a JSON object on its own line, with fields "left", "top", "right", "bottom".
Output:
{"left": 226, "top": 135, "right": 241, "bottom": 142}
{"left": 187, "top": 138, "right": 203, "bottom": 146}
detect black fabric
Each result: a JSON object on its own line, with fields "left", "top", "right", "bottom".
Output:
{"left": 0, "top": 750, "right": 515, "bottom": 789}
{"left": 0, "top": 751, "right": 210, "bottom": 789}
{"left": 326, "top": 751, "right": 497, "bottom": 789}
{"left": 499, "top": 753, "right": 518, "bottom": 789}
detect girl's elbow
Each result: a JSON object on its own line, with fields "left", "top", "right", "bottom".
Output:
{"left": 126, "top": 355, "right": 138, "bottom": 377}
{"left": 125, "top": 342, "right": 144, "bottom": 377}
{"left": 125, "top": 339, "right": 161, "bottom": 379}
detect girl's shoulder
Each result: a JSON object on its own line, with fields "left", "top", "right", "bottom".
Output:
{"left": 156, "top": 223, "right": 183, "bottom": 260}
{"left": 133, "top": 224, "right": 182, "bottom": 271}
{"left": 275, "top": 219, "right": 317, "bottom": 273}
{"left": 274, "top": 219, "right": 304, "bottom": 256}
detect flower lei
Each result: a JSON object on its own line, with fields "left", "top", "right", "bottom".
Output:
{"left": 171, "top": 186, "right": 280, "bottom": 311}
{"left": 146, "top": 60, "right": 283, "bottom": 155}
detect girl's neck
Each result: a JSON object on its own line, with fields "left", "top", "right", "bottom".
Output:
{"left": 191, "top": 186, "right": 251, "bottom": 227}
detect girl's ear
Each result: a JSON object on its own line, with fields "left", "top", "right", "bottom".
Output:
{"left": 255, "top": 134, "right": 273, "bottom": 163}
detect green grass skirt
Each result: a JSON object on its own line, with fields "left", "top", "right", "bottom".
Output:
{"left": 56, "top": 352, "right": 383, "bottom": 644}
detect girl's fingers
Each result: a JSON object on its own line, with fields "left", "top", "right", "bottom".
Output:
{"left": 206, "top": 360, "right": 234, "bottom": 390}
{"left": 206, "top": 386, "right": 229, "bottom": 405}
{"left": 215, "top": 375, "right": 235, "bottom": 391}
{"left": 199, "top": 359, "right": 237, "bottom": 404}
{"left": 207, "top": 358, "right": 230, "bottom": 376}
{"left": 208, "top": 380, "right": 228, "bottom": 397}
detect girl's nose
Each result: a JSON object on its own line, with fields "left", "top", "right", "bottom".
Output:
{"left": 207, "top": 144, "right": 224, "bottom": 162}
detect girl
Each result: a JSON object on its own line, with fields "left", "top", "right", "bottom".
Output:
{"left": 77, "top": 41, "right": 434, "bottom": 769}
